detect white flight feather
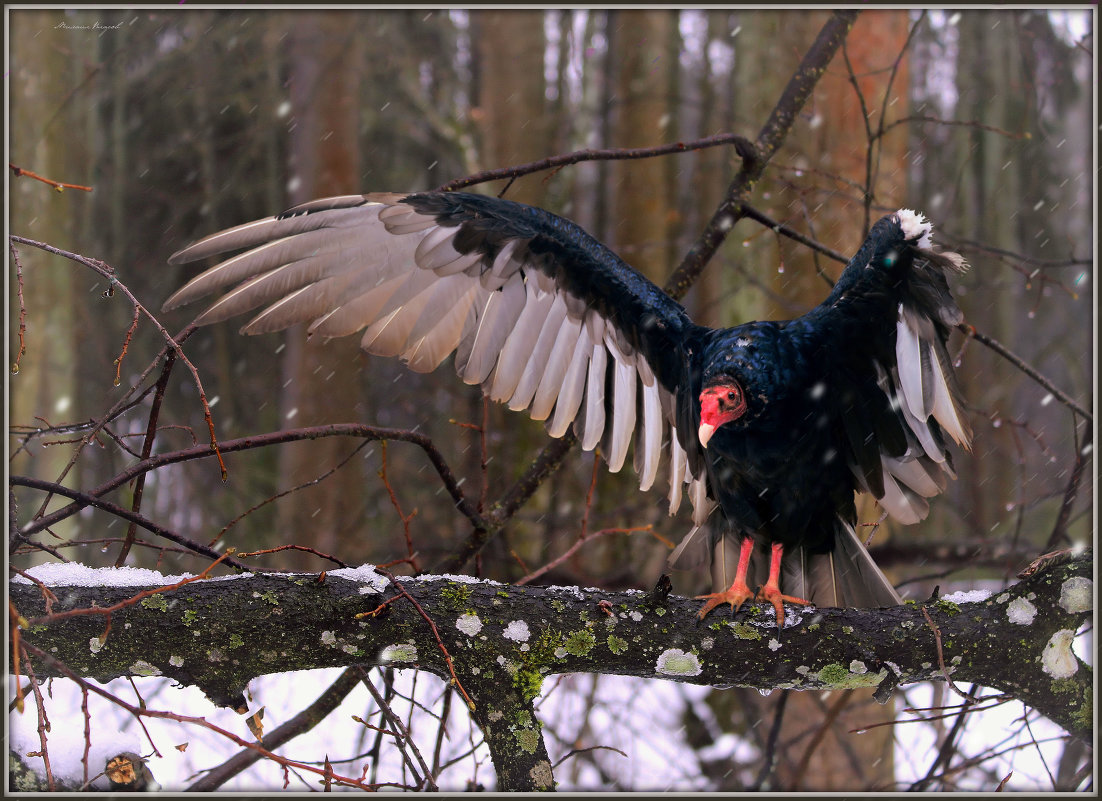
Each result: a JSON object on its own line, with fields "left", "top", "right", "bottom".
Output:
{"left": 360, "top": 283, "right": 439, "bottom": 357}
{"left": 635, "top": 376, "right": 663, "bottom": 492}
{"left": 605, "top": 338, "right": 637, "bottom": 473}
{"left": 667, "top": 435, "right": 687, "bottom": 514}
{"left": 509, "top": 293, "right": 569, "bottom": 412}
{"left": 878, "top": 469, "right": 929, "bottom": 525}
{"left": 689, "top": 477, "right": 712, "bottom": 527}
{"left": 306, "top": 272, "right": 409, "bottom": 338}
{"left": 487, "top": 287, "right": 554, "bottom": 403}
{"left": 895, "top": 309, "right": 930, "bottom": 420}
{"left": 930, "top": 350, "right": 969, "bottom": 446}
{"left": 458, "top": 279, "right": 526, "bottom": 385}
{"left": 546, "top": 327, "right": 593, "bottom": 438}
{"left": 580, "top": 341, "right": 607, "bottom": 451}
{"left": 402, "top": 282, "right": 480, "bottom": 372}
{"left": 531, "top": 313, "right": 583, "bottom": 420}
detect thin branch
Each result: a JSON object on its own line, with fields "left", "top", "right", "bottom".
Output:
{"left": 187, "top": 667, "right": 363, "bottom": 792}
{"left": 961, "top": 325, "right": 1092, "bottom": 423}
{"left": 18, "top": 423, "right": 484, "bottom": 540}
{"left": 115, "top": 350, "right": 177, "bottom": 566}
{"left": 356, "top": 668, "right": 438, "bottom": 791}
{"left": 9, "top": 238, "right": 28, "bottom": 373}
{"left": 750, "top": 689, "right": 791, "bottom": 790}
{"left": 8, "top": 235, "right": 226, "bottom": 490}
{"left": 434, "top": 133, "right": 757, "bottom": 193}
{"left": 9, "top": 162, "right": 94, "bottom": 192}
{"left": 23, "top": 652, "right": 57, "bottom": 791}
{"left": 11, "top": 476, "right": 250, "bottom": 571}
{"left": 367, "top": 568, "right": 475, "bottom": 712}
{"left": 1046, "top": 423, "right": 1092, "bottom": 549}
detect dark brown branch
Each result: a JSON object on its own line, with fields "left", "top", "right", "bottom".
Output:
{"left": 1046, "top": 424, "right": 1092, "bottom": 550}
{"left": 438, "top": 11, "right": 862, "bottom": 577}
{"left": 8, "top": 235, "right": 226, "bottom": 487}
{"left": 961, "top": 325, "right": 1092, "bottom": 423}
{"left": 10, "top": 476, "right": 251, "bottom": 571}
{"left": 740, "top": 204, "right": 849, "bottom": 268}
{"left": 187, "top": 668, "right": 363, "bottom": 792}
{"left": 12, "top": 544, "right": 1092, "bottom": 795}
{"left": 433, "top": 133, "right": 757, "bottom": 193}
{"left": 9, "top": 238, "right": 28, "bottom": 374}
{"left": 16, "top": 424, "right": 485, "bottom": 540}
{"left": 115, "top": 350, "right": 177, "bottom": 566}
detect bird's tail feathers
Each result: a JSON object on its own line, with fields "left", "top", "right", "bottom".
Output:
{"left": 780, "top": 520, "right": 902, "bottom": 609}
{"left": 668, "top": 524, "right": 712, "bottom": 572}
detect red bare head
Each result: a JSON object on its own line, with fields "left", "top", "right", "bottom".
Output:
{"left": 698, "top": 382, "right": 746, "bottom": 448}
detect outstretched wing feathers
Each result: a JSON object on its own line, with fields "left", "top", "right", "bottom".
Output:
{"left": 167, "top": 192, "right": 704, "bottom": 519}
{"left": 822, "top": 210, "right": 971, "bottom": 527}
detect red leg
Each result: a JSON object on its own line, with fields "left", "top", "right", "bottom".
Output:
{"left": 757, "top": 542, "right": 811, "bottom": 627}
{"left": 694, "top": 537, "right": 756, "bottom": 619}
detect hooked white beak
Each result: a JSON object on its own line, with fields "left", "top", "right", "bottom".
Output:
{"left": 698, "top": 422, "right": 716, "bottom": 449}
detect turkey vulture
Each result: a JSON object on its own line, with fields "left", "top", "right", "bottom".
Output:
{"left": 165, "top": 191, "right": 971, "bottom": 625}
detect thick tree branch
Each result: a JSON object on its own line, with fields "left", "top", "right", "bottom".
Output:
{"left": 11, "top": 547, "right": 1092, "bottom": 791}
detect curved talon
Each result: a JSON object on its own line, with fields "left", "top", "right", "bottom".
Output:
{"left": 694, "top": 580, "right": 755, "bottom": 620}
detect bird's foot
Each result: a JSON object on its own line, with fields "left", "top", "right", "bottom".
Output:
{"left": 694, "top": 579, "right": 755, "bottom": 621}
{"left": 757, "top": 584, "right": 810, "bottom": 629}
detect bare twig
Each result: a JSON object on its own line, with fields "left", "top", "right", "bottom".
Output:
{"left": 23, "top": 652, "right": 56, "bottom": 791}
{"left": 116, "top": 350, "right": 177, "bottom": 566}
{"left": 379, "top": 441, "right": 421, "bottom": 572}
{"left": 749, "top": 689, "right": 790, "bottom": 790}
{"left": 961, "top": 325, "right": 1092, "bottom": 423}
{"left": 1046, "top": 423, "right": 1092, "bottom": 549}
{"left": 664, "top": 10, "right": 860, "bottom": 300}
{"left": 21, "top": 642, "right": 382, "bottom": 791}
{"left": 366, "top": 568, "right": 475, "bottom": 713}
{"left": 18, "top": 424, "right": 483, "bottom": 540}
{"left": 9, "top": 238, "right": 27, "bottom": 373}
{"left": 11, "top": 476, "right": 250, "bottom": 571}
{"left": 921, "top": 605, "right": 973, "bottom": 702}
{"left": 209, "top": 440, "right": 373, "bottom": 550}
{"left": 8, "top": 235, "right": 226, "bottom": 491}
{"left": 235, "top": 544, "right": 349, "bottom": 569}
{"left": 434, "top": 133, "right": 756, "bottom": 193}
{"left": 356, "top": 668, "right": 438, "bottom": 791}
{"left": 9, "top": 162, "right": 93, "bottom": 192}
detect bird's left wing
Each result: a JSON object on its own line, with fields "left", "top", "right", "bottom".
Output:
{"left": 165, "top": 192, "right": 710, "bottom": 518}
{"left": 797, "top": 210, "right": 972, "bottom": 526}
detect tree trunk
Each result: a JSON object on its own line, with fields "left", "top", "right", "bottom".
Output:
{"left": 471, "top": 10, "right": 550, "bottom": 207}
{"left": 275, "top": 13, "right": 370, "bottom": 563}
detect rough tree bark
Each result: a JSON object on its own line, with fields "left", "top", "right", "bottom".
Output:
{"left": 11, "top": 548, "right": 1093, "bottom": 791}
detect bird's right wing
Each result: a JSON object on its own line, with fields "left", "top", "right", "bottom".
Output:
{"left": 165, "top": 192, "right": 712, "bottom": 520}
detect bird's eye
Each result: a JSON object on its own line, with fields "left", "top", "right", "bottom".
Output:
{"left": 727, "top": 391, "right": 737, "bottom": 402}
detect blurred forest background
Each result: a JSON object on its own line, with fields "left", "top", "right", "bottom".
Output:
{"left": 8, "top": 7, "right": 1094, "bottom": 792}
